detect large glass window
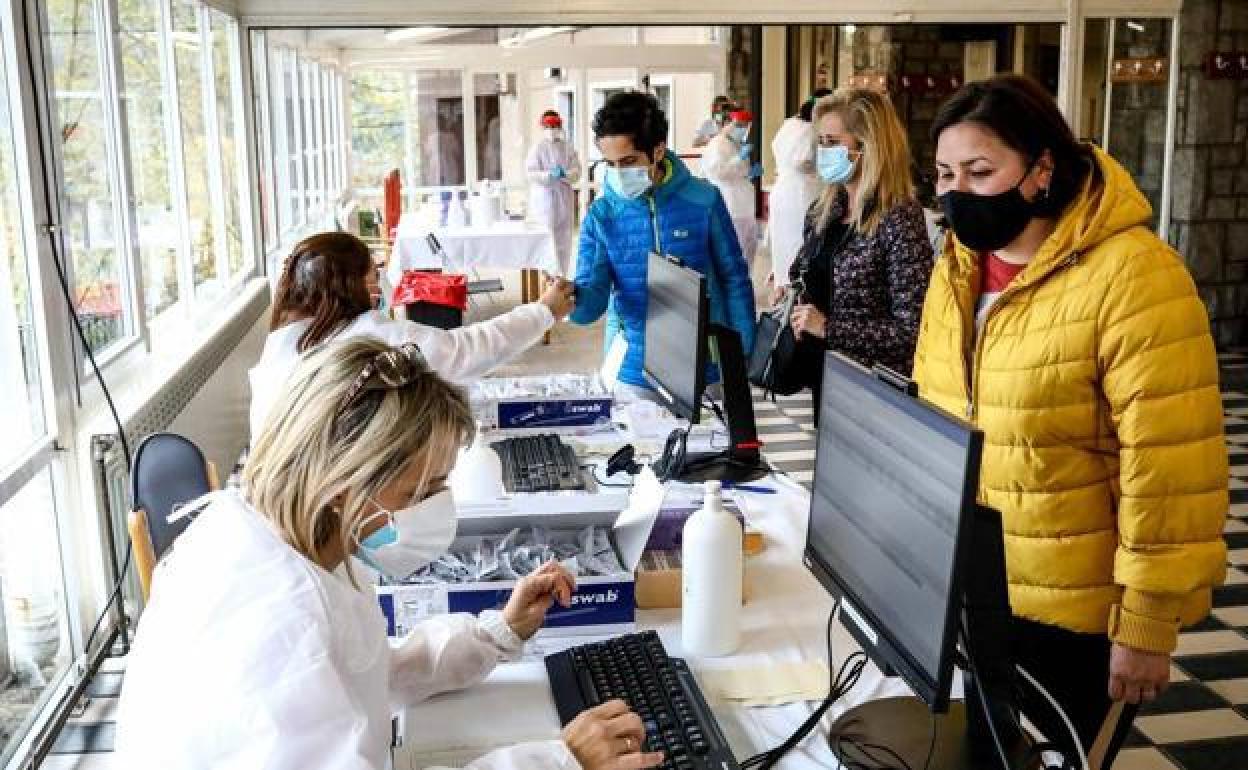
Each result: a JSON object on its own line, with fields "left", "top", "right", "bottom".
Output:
{"left": 251, "top": 32, "right": 276, "bottom": 251}
{"left": 209, "top": 10, "right": 246, "bottom": 276}
{"left": 0, "top": 470, "right": 72, "bottom": 762}
{"left": 350, "top": 69, "right": 405, "bottom": 190}
{"left": 284, "top": 50, "right": 303, "bottom": 228}
{"left": 46, "top": 0, "right": 130, "bottom": 353}
{"left": 171, "top": 0, "right": 217, "bottom": 296}
{"left": 0, "top": 38, "right": 45, "bottom": 469}
{"left": 117, "top": 0, "right": 179, "bottom": 318}
{"left": 414, "top": 70, "right": 465, "bottom": 187}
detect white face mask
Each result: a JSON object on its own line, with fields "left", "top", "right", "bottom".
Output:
{"left": 544, "top": 127, "right": 563, "bottom": 141}
{"left": 354, "top": 488, "right": 458, "bottom": 581}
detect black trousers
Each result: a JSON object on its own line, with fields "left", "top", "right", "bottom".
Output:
{"left": 1009, "top": 616, "right": 1138, "bottom": 768}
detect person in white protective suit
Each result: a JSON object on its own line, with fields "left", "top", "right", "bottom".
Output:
{"left": 527, "top": 110, "right": 583, "bottom": 277}
{"left": 766, "top": 90, "right": 830, "bottom": 287}
{"left": 700, "top": 109, "right": 762, "bottom": 266}
{"left": 114, "top": 338, "right": 663, "bottom": 770}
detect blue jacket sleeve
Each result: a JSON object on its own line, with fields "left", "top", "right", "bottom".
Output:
{"left": 708, "top": 193, "right": 757, "bottom": 354}
{"left": 570, "top": 208, "right": 611, "bottom": 325}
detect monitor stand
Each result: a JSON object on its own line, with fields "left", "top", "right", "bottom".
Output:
{"left": 660, "top": 324, "right": 770, "bottom": 484}
{"left": 828, "top": 505, "right": 1030, "bottom": 770}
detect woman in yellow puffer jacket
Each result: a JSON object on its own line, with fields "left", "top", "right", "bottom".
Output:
{"left": 916, "top": 75, "right": 1227, "bottom": 766}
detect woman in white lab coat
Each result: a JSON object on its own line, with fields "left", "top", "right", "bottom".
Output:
{"left": 700, "top": 109, "right": 760, "bottom": 265}
{"left": 248, "top": 231, "right": 576, "bottom": 440}
{"left": 527, "top": 110, "right": 583, "bottom": 277}
{"left": 115, "top": 338, "right": 662, "bottom": 770}
{"left": 766, "top": 91, "right": 829, "bottom": 287}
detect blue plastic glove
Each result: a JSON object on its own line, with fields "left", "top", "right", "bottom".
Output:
{"left": 748, "top": 162, "right": 763, "bottom": 180}
{"left": 737, "top": 143, "right": 753, "bottom": 161}
{"left": 550, "top": 166, "right": 566, "bottom": 181}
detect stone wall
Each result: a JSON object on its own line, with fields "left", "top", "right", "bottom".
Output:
{"left": 1169, "top": 0, "right": 1248, "bottom": 346}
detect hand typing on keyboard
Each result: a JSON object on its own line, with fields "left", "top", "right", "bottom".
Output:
{"left": 563, "top": 700, "right": 666, "bottom": 770}
{"left": 502, "top": 560, "right": 577, "bottom": 639}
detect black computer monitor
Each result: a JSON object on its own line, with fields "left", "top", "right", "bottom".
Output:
{"left": 804, "top": 352, "right": 1023, "bottom": 770}
{"left": 642, "top": 253, "right": 766, "bottom": 483}
{"left": 642, "top": 253, "right": 708, "bottom": 423}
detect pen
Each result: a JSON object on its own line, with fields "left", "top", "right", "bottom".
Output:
{"left": 722, "top": 484, "right": 776, "bottom": 494}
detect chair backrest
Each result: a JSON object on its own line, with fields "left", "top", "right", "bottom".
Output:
{"left": 129, "top": 432, "right": 214, "bottom": 560}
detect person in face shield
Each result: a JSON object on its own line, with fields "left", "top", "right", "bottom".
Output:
{"left": 691, "top": 95, "right": 733, "bottom": 149}
{"left": 700, "top": 109, "right": 761, "bottom": 266}
{"left": 527, "top": 110, "right": 583, "bottom": 276}
{"left": 115, "top": 339, "right": 663, "bottom": 770}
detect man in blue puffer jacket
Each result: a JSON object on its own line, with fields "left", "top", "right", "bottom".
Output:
{"left": 571, "top": 91, "right": 757, "bottom": 398}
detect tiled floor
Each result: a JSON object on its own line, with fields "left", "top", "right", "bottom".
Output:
{"left": 39, "top": 298, "right": 1248, "bottom": 770}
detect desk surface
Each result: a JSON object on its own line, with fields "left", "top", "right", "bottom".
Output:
{"left": 394, "top": 472, "right": 915, "bottom": 770}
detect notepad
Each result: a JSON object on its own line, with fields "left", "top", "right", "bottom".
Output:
{"left": 698, "top": 661, "right": 831, "bottom": 707}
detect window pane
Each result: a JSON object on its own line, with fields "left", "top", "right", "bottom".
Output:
{"left": 117, "top": 0, "right": 178, "bottom": 318}
{"left": 350, "top": 69, "right": 405, "bottom": 193}
{"left": 0, "top": 469, "right": 74, "bottom": 759}
{"left": 46, "top": 0, "right": 129, "bottom": 352}
{"left": 1106, "top": 18, "right": 1171, "bottom": 232}
{"left": 415, "top": 70, "right": 465, "bottom": 187}
{"left": 251, "top": 32, "right": 275, "bottom": 250}
{"left": 0, "top": 27, "right": 46, "bottom": 465}
{"left": 473, "top": 73, "right": 503, "bottom": 182}
{"left": 286, "top": 51, "right": 302, "bottom": 225}
{"left": 209, "top": 11, "right": 244, "bottom": 276}
{"left": 171, "top": 1, "right": 217, "bottom": 295}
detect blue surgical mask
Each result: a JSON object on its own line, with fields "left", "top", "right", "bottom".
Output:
{"left": 606, "top": 166, "right": 653, "bottom": 199}
{"left": 817, "top": 145, "right": 857, "bottom": 185}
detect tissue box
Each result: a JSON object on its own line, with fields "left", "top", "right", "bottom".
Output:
{"left": 634, "top": 549, "right": 750, "bottom": 609}
{"left": 378, "top": 471, "right": 664, "bottom": 637}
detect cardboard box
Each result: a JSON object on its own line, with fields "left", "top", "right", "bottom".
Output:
{"left": 378, "top": 469, "right": 664, "bottom": 637}
{"left": 645, "top": 497, "right": 764, "bottom": 555}
{"left": 634, "top": 549, "right": 750, "bottom": 609}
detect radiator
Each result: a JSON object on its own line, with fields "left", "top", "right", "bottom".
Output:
{"left": 87, "top": 284, "right": 268, "bottom": 630}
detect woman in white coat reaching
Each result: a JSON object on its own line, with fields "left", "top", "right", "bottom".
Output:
{"left": 700, "top": 108, "right": 761, "bottom": 265}
{"left": 115, "top": 338, "right": 663, "bottom": 770}
{"left": 766, "top": 90, "right": 829, "bottom": 287}
{"left": 527, "top": 110, "right": 583, "bottom": 277}
{"left": 247, "top": 231, "right": 576, "bottom": 440}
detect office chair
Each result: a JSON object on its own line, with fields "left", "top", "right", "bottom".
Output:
{"left": 127, "top": 433, "right": 219, "bottom": 601}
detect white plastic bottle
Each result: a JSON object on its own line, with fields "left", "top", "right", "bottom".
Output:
{"left": 448, "top": 427, "right": 504, "bottom": 501}
{"left": 682, "top": 480, "right": 742, "bottom": 656}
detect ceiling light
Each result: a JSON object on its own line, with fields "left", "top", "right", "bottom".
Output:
{"left": 385, "top": 26, "right": 449, "bottom": 43}
{"left": 499, "top": 26, "right": 575, "bottom": 48}
{"left": 1125, "top": 20, "right": 1145, "bottom": 32}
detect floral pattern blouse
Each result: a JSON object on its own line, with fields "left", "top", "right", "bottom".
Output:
{"left": 788, "top": 191, "right": 934, "bottom": 375}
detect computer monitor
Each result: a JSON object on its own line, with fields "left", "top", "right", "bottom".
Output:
{"left": 643, "top": 253, "right": 767, "bottom": 483}
{"left": 804, "top": 352, "right": 1023, "bottom": 770}
{"left": 642, "top": 253, "right": 708, "bottom": 423}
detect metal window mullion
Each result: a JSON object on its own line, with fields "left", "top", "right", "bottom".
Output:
{"left": 1101, "top": 19, "right": 1115, "bottom": 149}
{"left": 1158, "top": 15, "right": 1180, "bottom": 240}
{"left": 291, "top": 51, "right": 305, "bottom": 228}
{"left": 97, "top": 0, "right": 146, "bottom": 349}
{"left": 250, "top": 32, "right": 276, "bottom": 251}
{"left": 226, "top": 16, "right": 255, "bottom": 276}
{"left": 160, "top": 0, "right": 194, "bottom": 311}
{"left": 199, "top": 7, "right": 228, "bottom": 288}
{"left": 462, "top": 68, "right": 477, "bottom": 189}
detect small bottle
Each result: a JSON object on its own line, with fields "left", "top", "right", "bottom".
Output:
{"left": 447, "top": 191, "right": 468, "bottom": 228}
{"left": 682, "top": 480, "right": 742, "bottom": 656}
{"left": 439, "top": 190, "right": 452, "bottom": 226}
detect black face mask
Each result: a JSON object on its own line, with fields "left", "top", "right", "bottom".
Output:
{"left": 939, "top": 170, "right": 1037, "bottom": 253}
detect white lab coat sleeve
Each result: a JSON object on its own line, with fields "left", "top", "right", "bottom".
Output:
{"left": 527, "top": 143, "right": 555, "bottom": 186}
{"left": 388, "top": 610, "right": 525, "bottom": 707}
{"left": 398, "top": 303, "right": 555, "bottom": 384}
{"left": 428, "top": 740, "right": 583, "bottom": 770}
{"left": 700, "top": 137, "right": 748, "bottom": 183}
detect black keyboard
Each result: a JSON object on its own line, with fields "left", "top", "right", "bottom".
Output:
{"left": 491, "top": 433, "right": 586, "bottom": 493}
{"left": 545, "top": 631, "right": 739, "bottom": 770}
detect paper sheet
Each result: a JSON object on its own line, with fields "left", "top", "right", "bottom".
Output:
{"left": 698, "top": 661, "right": 831, "bottom": 707}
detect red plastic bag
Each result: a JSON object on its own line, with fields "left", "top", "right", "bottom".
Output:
{"left": 392, "top": 271, "right": 468, "bottom": 311}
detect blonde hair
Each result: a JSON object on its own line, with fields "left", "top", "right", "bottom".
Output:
{"left": 242, "top": 337, "right": 475, "bottom": 585}
{"left": 812, "top": 88, "right": 915, "bottom": 236}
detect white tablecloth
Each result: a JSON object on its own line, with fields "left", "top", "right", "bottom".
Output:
{"left": 393, "top": 471, "right": 915, "bottom": 770}
{"left": 392, "top": 218, "right": 559, "bottom": 275}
